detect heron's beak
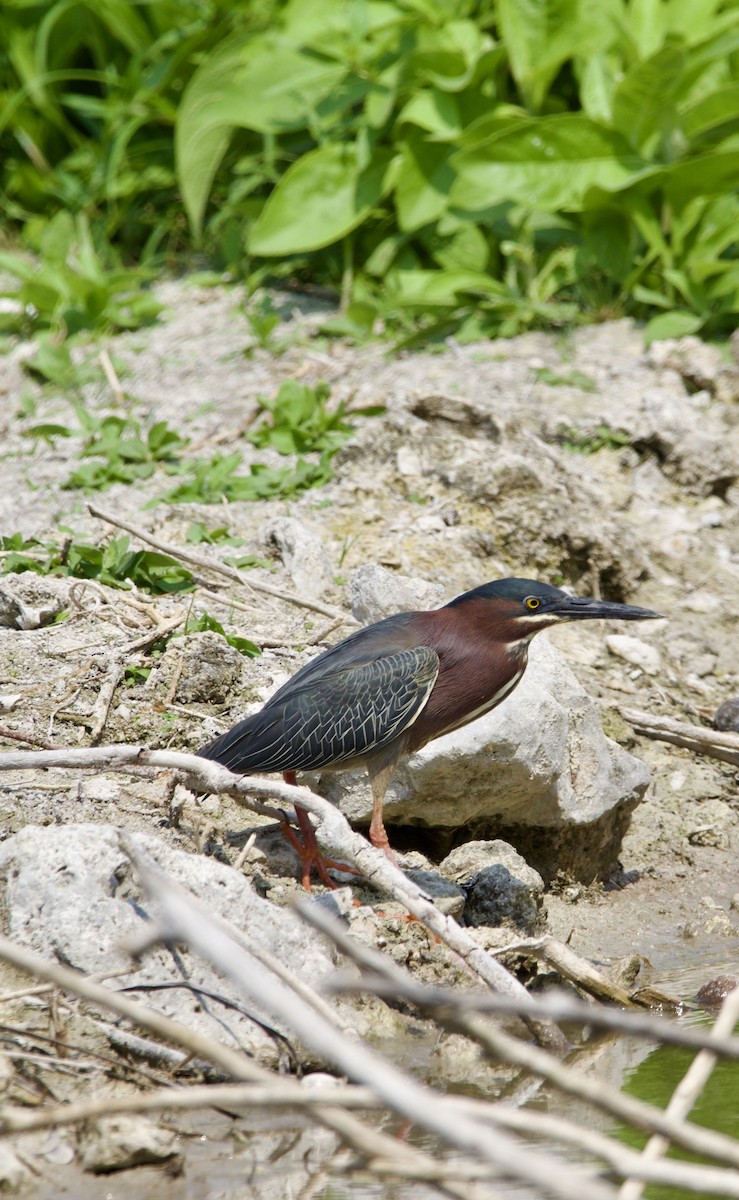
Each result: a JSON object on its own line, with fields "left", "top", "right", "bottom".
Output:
{"left": 554, "top": 595, "right": 663, "bottom": 622}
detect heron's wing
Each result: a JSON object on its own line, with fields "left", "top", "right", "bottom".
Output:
{"left": 199, "top": 646, "right": 439, "bottom": 775}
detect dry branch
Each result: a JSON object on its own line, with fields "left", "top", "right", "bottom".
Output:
{"left": 621, "top": 707, "right": 739, "bottom": 767}
{"left": 0, "top": 744, "right": 556, "bottom": 1042}
{"left": 618, "top": 983, "right": 739, "bottom": 1200}
{"left": 300, "top": 900, "right": 739, "bottom": 1172}
{"left": 87, "top": 502, "right": 351, "bottom": 621}
{"left": 126, "top": 842, "right": 616, "bottom": 1200}
{"left": 0, "top": 936, "right": 499, "bottom": 1200}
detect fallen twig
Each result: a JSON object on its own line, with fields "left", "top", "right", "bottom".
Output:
{"left": 127, "top": 843, "right": 616, "bottom": 1200}
{"left": 0, "top": 744, "right": 555, "bottom": 1041}
{"left": 87, "top": 503, "right": 351, "bottom": 621}
{"left": 300, "top": 901, "right": 739, "bottom": 1171}
{"left": 89, "top": 662, "right": 125, "bottom": 745}
{"left": 618, "top": 983, "right": 739, "bottom": 1200}
{"left": 99, "top": 349, "right": 125, "bottom": 406}
{"left": 490, "top": 933, "right": 677, "bottom": 1008}
{"left": 621, "top": 707, "right": 739, "bottom": 767}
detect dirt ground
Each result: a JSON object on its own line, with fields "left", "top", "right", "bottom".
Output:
{"left": 0, "top": 281, "right": 738, "bottom": 1193}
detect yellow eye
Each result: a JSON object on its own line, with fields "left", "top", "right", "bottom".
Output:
{"left": 524, "top": 596, "right": 541, "bottom": 610}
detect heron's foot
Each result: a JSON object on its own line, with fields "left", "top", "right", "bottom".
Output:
{"left": 279, "top": 808, "right": 360, "bottom": 891}
{"left": 369, "top": 818, "right": 396, "bottom": 862}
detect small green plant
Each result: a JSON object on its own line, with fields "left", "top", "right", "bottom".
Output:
{"left": 1, "top": 534, "right": 195, "bottom": 594}
{"left": 183, "top": 611, "right": 260, "bottom": 657}
{"left": 161, "top": 452, "right": 334, "bottom": 504}
{"left": 185, "top": 523, "right": 243, "bottom": 546}
{"left": 250, "top": 379, "right": 382, "bottom": 456}
{"left": 59, "top": 409, "right": 187, "bottom": 492}
{"left": 244, "top": 292, "right": 281, "bottom": 349}
{"left": 0, "top": 213, "right": 162, "bottom": 341}
{"left": 162, "top": 378, "right": 381, "bottom": 504}
{"left": 555, "top": 425, "right": 631, "bottom": 454}
{"left": 534, "top": 367, "right": 597, "bottom": 393}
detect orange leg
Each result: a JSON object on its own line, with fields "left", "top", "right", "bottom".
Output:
{"left": 279, "top": 772, "right": 359, "bottom": 890}
{"left": 368, "top": 765, "right": 395, "bottom": 859}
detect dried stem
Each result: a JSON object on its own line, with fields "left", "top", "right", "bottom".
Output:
{"left": 621, "top": 706, "right": 739, "bottom": 767}
{"left": 87, "top": 503, "right": 351, "bottom": 621}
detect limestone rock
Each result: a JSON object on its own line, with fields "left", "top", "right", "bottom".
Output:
{"left": 78, "top": 1116, "right": 180, "bottom": 1173}
{"left": 348, "top": 563, "right": 445, "bottom": 623}
{"left": 0, "top": 573, "right": 69, "bottom": 629}
{"left": 606, "top": 634, "right": 661, "bottom": 676}
{"left": 265, "top": 516, "right": 334, "bottom": 601}
{"left": 321, "top": 637, "right": 650, "bottom": 879}
{"left": 0, "top": 1144, "right": 34, "bottom": 1190}
{"left": 149, "top": 630, "right": 244, "bottom": 703}
{"left": 0, "top": 824, "right": 347, "bottom": 1068}
{"left": 440, "top": 840, "right": 544, "bottom": 931}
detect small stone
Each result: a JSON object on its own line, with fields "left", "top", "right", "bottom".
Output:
{"left": 403, "top": 868, "right": 466, "bottom": 919}
{"left": 78, "top": 1115, "right": 180, "bottom": 1173}
{"left": 695, "top": 975, "right": 739, "bottom": 1007}
{"left": 714, "top": 697, "right": 739, "bottom": 732}
{"left": 265, "top": 517, "right": 334, "bottom": 601}
{"left": 606, "top": 634, "right": 661, "bottom": 676}
{"left": 348, "top": 564, "right": 444, "bottom": 624}
{"left": 730, "top": 894, "right": 739, "bottom": 912}
{"left": 0, "top": 1144, "right": 33, "bottom": 1189}
{"left": 441, "top": 840, "right": 544, "bottom": 932}
{"left": 149, "top": 630, "right": 243, "bottom": 704}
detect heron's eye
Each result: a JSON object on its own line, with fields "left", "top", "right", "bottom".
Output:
{"left": 524, "top": 596, "right": 541, "bottom": 611}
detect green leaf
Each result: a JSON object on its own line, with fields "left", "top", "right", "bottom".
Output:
{"left": 451, "top": 116, "right": 646, "bottom": 213}
{"left": 497, "top": 0, "right": 610, "bottom": 110}
{"left": 611, "top": 43, "right": 685, "bottom": 154}
{"left": 681, "top": 85, "right": 739, "bottom": 143}
{"left": 395, "top": 138, "right": 454, "bottom": 232}
{"left": 397, "top": 89, "right": 462, "bottom": 137}
{"left": 387, "top": 268, "right": 506, "bottom": 307}
{"left": 248, "top": 143, "right": 394, "bottom": 256}
{"left": 643, "top": 310, "right": 703, "bottom": 344}
{"left": 176, "top": 33, "right": 349, "bottom": 233}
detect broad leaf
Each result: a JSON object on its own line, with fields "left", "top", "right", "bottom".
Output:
{"left": 248, "top": 143, "right": 394, "bottom": 256}
{"left": 451, "top": 115, "right": 646, "bottom": 213}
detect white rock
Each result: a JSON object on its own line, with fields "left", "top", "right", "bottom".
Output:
{"left": 606, "top": 634, "right": 661, "bottom": 675}
{"left": 0, "top": 825, "right": 350, "bottom": 1068}
{"left": 348, "top": 563, "right": 444, "bottom": 623}
{"left": 265, "top": 516, "right": 334, "bottom": 600}
{"left": 0, "top": 1144, "right": 33, "bottom": 1189}
{"left": 77, "top": 1115, "right": 179, "bottom": 1172}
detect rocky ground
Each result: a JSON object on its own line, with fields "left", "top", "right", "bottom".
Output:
{"left": 0, "top": 281, "right": 738, "bottom": 1194}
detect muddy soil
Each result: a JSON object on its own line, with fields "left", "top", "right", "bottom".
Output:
{"left": 0, "top": 280, "right": 738, "bottom": 1194}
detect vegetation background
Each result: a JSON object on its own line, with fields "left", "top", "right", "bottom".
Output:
{"left": 2, "top": 0, "right": 739, "bottom": 358}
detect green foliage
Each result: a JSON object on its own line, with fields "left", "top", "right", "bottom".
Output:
{"left": 3, "top": 0, "right": 739, "bottom": 341}
{"left": 250, "top": 379, "right": 381, "bottom": 455}
{"left": 161, "top": 450, "right": 334, "bottom": 504}
{"left": 27, "top": 405, "right": 189, "bottom": 491}
{"left": 182, "top": 611, "right": 260, "bottom": 656}
{"left": 0, "top": 213, "right": 162, "bottom": 339}
{"left": 175, "top": 0, "right": 739, "bottom": 339}
{"left": 185, "top": 522, "right": 243, "bottom": 545}
{"left": 162, "top": 379, "right": 379, "bottom": 503}
{"left": 554, "top": 424, "right": 631, "bottom": 454}
{"left": 0, "top": 533, "right": 195, "bottom": 593}
{"left": 243, "top": 291, "right": 282, "bottom": 349}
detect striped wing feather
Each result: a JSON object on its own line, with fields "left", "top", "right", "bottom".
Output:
{"left": 199, "top": 645, "right": 439, "bottom": 775}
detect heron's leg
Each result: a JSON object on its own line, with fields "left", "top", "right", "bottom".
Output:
{"left": 368, "top": 762, "right": 396, "bottom": 856}
{"left": 279, "top": 772, "right": 359, "bottom": 890}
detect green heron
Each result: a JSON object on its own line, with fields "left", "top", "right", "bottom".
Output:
{"left": 199, "top": 578, "right": 660, "bottom": 887}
